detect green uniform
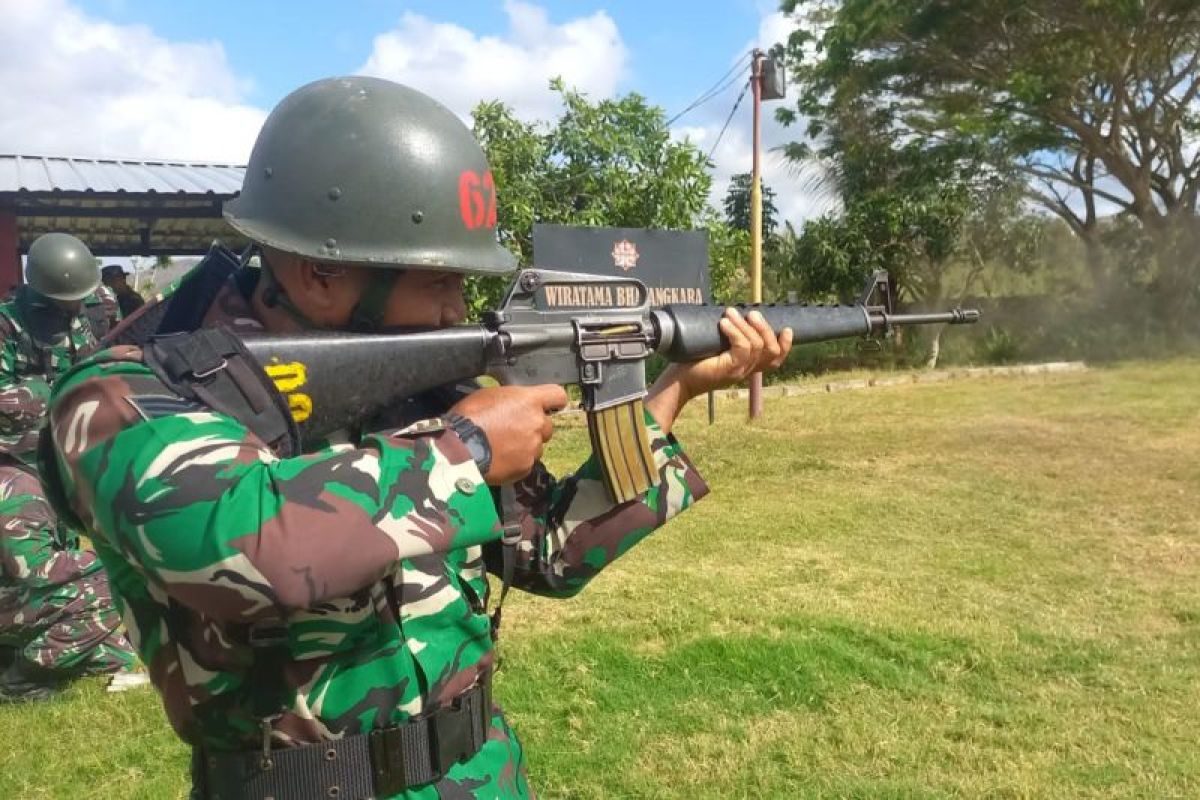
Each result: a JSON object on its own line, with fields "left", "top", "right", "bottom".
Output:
{"left": 47, "top": 260, "right": 709, "bottom": 797}
{"left": 0, "top": 287, "right": 136, "bottom": 681}
{"left": 83, "top": 285, "right": 122, "bottom": 338}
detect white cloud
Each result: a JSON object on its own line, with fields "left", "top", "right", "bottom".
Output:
{"left": 358, "top": 0, "right": 628, "bottom": 123}
{"left": 0, "top": 0, "right": 828, "bottom": 232}
{"left": 0, "top": 0, "right": 265, "bottom": 162}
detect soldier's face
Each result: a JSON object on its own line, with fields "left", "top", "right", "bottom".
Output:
{"left": 263, "top": 249, "right": 467, "bottom": 330}
{"left": 53, "top": 298, "right": 83, "bottom": 316}
{"left": 379, "top": 269, "right": 467, "bottom": 328}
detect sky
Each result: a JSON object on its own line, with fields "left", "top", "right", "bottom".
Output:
{"left": 0, "top": 0, "right": 835, "bottom": 231}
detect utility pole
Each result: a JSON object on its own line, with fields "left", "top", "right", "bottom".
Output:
{"left": 749, "top": 49, "right": 765, "bottom": 419}
{"left": 748, "top": 48, "right": 785, "bottom": 420}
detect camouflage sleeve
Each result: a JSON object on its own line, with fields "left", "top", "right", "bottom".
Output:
{"left": 490, "top": 410, "right": 709, "bottom": 597}
{"left": 0, "top": 335, "right": 50, "bottom": 436}
{"left": 0, "top": 471, "right": 100, "bottom": 588}
{"left": 49, "top": 351, "right": 503, "bottom": 622}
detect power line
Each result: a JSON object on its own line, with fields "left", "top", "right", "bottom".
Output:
{"left": 706, "top": 79, "right": 750, "bottom": 162}
{"left": 667, "top": 52, "right": 750, "bottom": 125}
{"left": 494, "top": 53, "right": 753, "bottom": 199}
{"left": 667, "top": 50, "right": 753, "bottom": 126}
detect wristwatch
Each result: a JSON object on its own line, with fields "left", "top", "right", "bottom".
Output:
{"left": 443, "top": 412, "right": 492, "bottom": 476}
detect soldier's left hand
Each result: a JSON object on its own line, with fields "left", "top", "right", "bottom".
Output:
{"left": 665, "top": 308, "right": 793, "bottom": 400}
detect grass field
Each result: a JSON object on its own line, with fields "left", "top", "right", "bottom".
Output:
{"left": 2, "top": 359, "right": 1197, "bottom": 799}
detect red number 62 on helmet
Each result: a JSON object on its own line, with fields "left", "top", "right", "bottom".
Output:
{"left": 458, "top": 170, "right": 497, "bottom": 230}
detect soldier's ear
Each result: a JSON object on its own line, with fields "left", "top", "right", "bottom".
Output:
{"left": 291, "top": 259, "right": 369, "bottom": 322}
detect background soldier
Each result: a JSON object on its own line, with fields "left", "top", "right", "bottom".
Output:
{"left": 83, "top": 283, "right": 121, "bottom": 337}
{"left": 101, "top": 263, "right": 145, "bottom": 318}
{"left": 45, "top": 77, "right": 790, "bottom": 798}
{"left": 0, "top": 232, "right": 141, "bottom": 701}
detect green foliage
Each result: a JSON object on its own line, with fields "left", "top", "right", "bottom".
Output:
{"left": 975, "top": 326, "right": 1024, "bottom": 365}
{"left": 698, "top": 211, "right": 751, "bottom": 305}
{"left": 784, "top": 136, "right": 1014, "bottom": 309}
{"left": 469, "top": 80, "right": 712, "bottom": 317}
{"left": 777, "top": 0, "right": 1200, "bottom": 326}
{"left": 722, "top": 172, "right": 779, "bottom": 239}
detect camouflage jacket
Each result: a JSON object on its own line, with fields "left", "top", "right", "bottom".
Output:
{"left": 0, "top": 288, "right": 97, "bottom": 466}
{"left": 0, "top": 465, "right": 102, "bottom": 629}
{"left": 47, "top": 262, "right": 708, "bottom": 797}
{"left": 83, "top": 285, "right": 122, "bottom": 338}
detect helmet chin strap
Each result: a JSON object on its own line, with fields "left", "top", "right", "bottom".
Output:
{"left": 347, "top": 270, "right": 398, "bottom": 332}
{"left": 259, "top": 252, "right": 398, "bottom": 333}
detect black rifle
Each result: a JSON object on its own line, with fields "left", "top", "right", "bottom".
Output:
{"left": 243, "top": 269, "right": 978, "bottom": 502}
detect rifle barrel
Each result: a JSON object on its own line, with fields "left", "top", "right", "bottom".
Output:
{"left": 653, "top": 303, "right": 980, "bottom": 362}
{"left": 876, "top": 309, "right": 980, "bottom": 327}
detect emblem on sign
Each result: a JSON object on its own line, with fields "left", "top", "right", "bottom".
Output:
{"left": 611, "top": 239, "right": 639, "bottom": 272}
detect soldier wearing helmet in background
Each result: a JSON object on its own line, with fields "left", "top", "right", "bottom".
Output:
{"left": 0, "top": 232, "right": 141, "bottom": 702}
{"left": 43, "top": 77, "right": 790, "bottom": 798}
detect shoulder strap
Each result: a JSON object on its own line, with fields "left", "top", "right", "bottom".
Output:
{"left": 143, "top": 325, "right": 301, "bottom": 457}
{"left": 103, "top": 242, "right": 246, "bottom": 351}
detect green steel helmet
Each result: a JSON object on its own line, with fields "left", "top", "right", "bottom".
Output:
{"left": 25, "top": 233, "right": 101, "bottom": 301}
{"left": 224, "top": 75, "right": 516, "bottom": 276}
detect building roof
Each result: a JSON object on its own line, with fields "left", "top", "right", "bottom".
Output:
{"left": 0, "top": 154, "right": 245, "bottom": 194}
{"left": 0, "top": 154, "right": 249, "bottom": 256}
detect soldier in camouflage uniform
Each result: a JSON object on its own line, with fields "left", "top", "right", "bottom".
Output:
{"left": 84, "top": 282, "right": 122, "bottom": 337}
{"left": 0, "top": 232, "right": 139, "bottom": 701}
{"left": 45, "top": 77, "right": 791, "bottom": 798}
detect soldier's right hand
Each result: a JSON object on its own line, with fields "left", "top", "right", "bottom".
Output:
{"left": 450, "top": 384, "right": 568, "bottom": 484}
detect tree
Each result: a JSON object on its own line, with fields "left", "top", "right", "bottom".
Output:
{"left": 471, "top": 80, "right": 712, "bottom": 316}
{"left": 787, "top": 130, "right": 1039, "bottom": 366}
{"left": 699, "top": 211, "right": 752, "bottom": 305}
{"left": 778, "top": 0, "right": 1200, "bottom": 320}
{"left": 722, "top": 172, "right": 779, "bottom": 240}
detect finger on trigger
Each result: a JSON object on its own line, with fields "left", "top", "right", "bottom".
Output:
{"left": 538, "top": 384, "right": 569, "bottom": 412}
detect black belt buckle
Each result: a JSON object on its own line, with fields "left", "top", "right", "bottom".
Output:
{"left": 368, "top": 726, "right": 409, "bottom": 797}
{"left": 432, "top": 696, "right": 474, "bottom": 776}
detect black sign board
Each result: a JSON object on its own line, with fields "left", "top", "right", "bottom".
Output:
{"left": 532, "top": 224, "right": 711, "bottom": 307}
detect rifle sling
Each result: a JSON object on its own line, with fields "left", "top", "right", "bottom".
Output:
{"left": 142, "top": 325, "right": 300, "bottom": 458}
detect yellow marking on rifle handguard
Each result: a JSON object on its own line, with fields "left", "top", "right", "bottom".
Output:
{"left": 287, "top": 393, "right": 313, "bottom": 423}
{"left": 264, "top": 362, "right": 313, "bottom": 423}
{"left": 264, "top": 362, "right": 307, "bottom": 392}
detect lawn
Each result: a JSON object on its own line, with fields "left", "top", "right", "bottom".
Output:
{"left": 2, "top": 359, "right": 1197, "bottom": 799}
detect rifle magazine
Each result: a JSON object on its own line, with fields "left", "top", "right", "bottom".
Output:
{"left": 587, "top": 399, "right": 657, "bottom": 504}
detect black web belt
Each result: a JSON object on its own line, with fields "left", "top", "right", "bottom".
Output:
{"left": 195, "top": 678, "right": 491, "bottom": 799}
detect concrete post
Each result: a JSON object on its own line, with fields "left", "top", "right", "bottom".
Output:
{"left": 0, "top": 209, "right": 19, "bottom": 296}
